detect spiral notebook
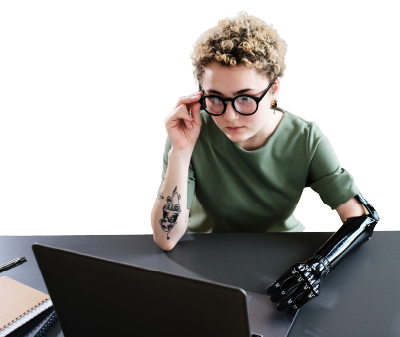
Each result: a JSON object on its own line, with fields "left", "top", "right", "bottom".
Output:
{"left": 0, "top": 276, "right": 53, "bottom": 336}
{"left": 23, "top": 308, "right": 58, "bottom": 337}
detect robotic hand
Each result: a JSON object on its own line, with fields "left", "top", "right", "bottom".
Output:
{"left": 266, "top": 193, "right": 380, "bottom": 313}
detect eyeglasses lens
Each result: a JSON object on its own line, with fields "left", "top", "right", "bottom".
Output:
{"left": 203, "top": 96, "right": 257, "bottom": 115}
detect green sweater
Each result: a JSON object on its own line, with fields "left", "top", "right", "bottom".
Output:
{"left": 157, "top": 107, "right": 360, "bottom": 233}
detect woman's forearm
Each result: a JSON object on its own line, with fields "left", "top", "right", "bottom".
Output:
{"left": 151, "top": 148, "right": 192, "bottom": 251}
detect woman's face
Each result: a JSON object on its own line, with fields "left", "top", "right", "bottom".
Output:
{"left": 201, "top": 62, "right": 280, "bottom": 150}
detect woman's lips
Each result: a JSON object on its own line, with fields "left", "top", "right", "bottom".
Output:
{"left": 227, "top": 127, "right": 244, "bottom": 131}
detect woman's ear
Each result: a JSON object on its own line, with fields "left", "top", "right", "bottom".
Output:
{"left": 274, "top": 78, "right": 280, "bottom": 94}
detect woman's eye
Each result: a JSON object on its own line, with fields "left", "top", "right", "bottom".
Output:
{"left": 238, "top": 96, "right": 251, "bottom": 103}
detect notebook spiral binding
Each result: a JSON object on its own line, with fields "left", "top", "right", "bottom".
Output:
{"left": 0, "top": 299, "right": 53, "bottom": 337}
{"left": 33, "top": 311, "right": 58, "bottom": 337}
{"left": 0, "top": 299, "right": 50, "bottom": 332}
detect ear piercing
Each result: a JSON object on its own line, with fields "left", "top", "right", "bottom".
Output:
{"left": 270, "top": 99, "right": 277, "bottom": 114}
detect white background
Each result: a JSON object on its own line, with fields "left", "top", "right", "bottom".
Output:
{"left": 0, "top": 1, "right": 398, "bottom": 235}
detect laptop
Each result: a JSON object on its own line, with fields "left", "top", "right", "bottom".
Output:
{"left": 32, "top": 243, "right": 297, "bottom": 337}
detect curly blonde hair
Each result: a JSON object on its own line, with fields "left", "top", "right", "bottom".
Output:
{"left": 190, "top": 11, "right": 287, "bottom": 94}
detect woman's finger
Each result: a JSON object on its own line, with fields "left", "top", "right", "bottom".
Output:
{"left": 174, "top": 104, "right": 195, "bottom": 123}
{"left": 190, "top": 93, "right": 203, "bottom": 126}
{"left": 173, "top": 91, "right": 203, "bottom": 110}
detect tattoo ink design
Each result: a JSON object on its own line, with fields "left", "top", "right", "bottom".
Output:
{"left": 157, "top": 192, "right": 164, "bottom": 200}
{"left": 159, "top": 186, "right": 181, "bottom": 240}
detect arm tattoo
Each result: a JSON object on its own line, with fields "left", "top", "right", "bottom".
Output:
{"left": 157, "top": 192, "right": 164, "bottom": 200}
{"left": 159, "top": 186, "right": 181, "bottom": 240}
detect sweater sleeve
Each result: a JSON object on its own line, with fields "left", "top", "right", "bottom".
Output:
{"left": 156, "top": 137, "right": 196, "bottom": 209}
{"left": 305, "top": 122, "right": 360, "bottom": 210}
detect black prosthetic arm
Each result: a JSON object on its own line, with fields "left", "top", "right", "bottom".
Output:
{"left": 265, "top": 192, "right": 379, "bottom": 312}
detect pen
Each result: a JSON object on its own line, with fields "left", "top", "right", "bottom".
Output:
{"left": 0, "top": 256, "right": 27, "bottom": 271}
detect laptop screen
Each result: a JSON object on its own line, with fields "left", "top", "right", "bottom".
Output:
{"left": 33, "top": 243, "right": 254, "bottom": 336}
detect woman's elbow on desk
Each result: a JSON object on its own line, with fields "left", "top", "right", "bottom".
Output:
{"left": 154, "top": 238, "right": 177, "bottom": 251}
{"left": 151, "top": 207, "right": 189, "bottom": 251}
{"left": 151, "top": 221, "right": 182, "bottom": 250}
{"left": 162, "top": 244, "right": 176, "bottom": 252}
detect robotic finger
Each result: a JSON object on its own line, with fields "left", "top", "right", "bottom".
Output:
{"left": 266, "top": 267, "right": 298, "bottom": 295}
{"left": 270, "top": 271, "right": 304, "bottom": 303}
{"left": 277, "top": 280, "right": 320, "bottom": 311}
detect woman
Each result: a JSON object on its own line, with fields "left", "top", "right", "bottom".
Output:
{"left": 150, "top": 11, "right": 379, "bottom": 312}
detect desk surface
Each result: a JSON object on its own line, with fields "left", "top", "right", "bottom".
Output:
{"left": 1, "top": 232, "right": 399, "bottom": 337}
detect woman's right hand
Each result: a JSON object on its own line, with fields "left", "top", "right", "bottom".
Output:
{"left": 164, "top": 91, "right": 203, "bottom": 153}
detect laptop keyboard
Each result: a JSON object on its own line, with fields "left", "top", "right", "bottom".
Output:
{"left": 247, "top": 293, "right": 262, "bottom": 336}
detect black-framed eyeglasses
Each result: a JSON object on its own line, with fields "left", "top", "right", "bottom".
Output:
{"left": 198, "top": 81, "right": 275, "bottom": 116}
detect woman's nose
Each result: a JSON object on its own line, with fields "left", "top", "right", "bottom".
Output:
{"left": 223, "top": 101, "right": 240, "bottom": 121}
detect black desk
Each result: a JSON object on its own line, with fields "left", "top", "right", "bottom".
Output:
{"left": 1, "top": 232, "right": 399, "bottom": 337}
